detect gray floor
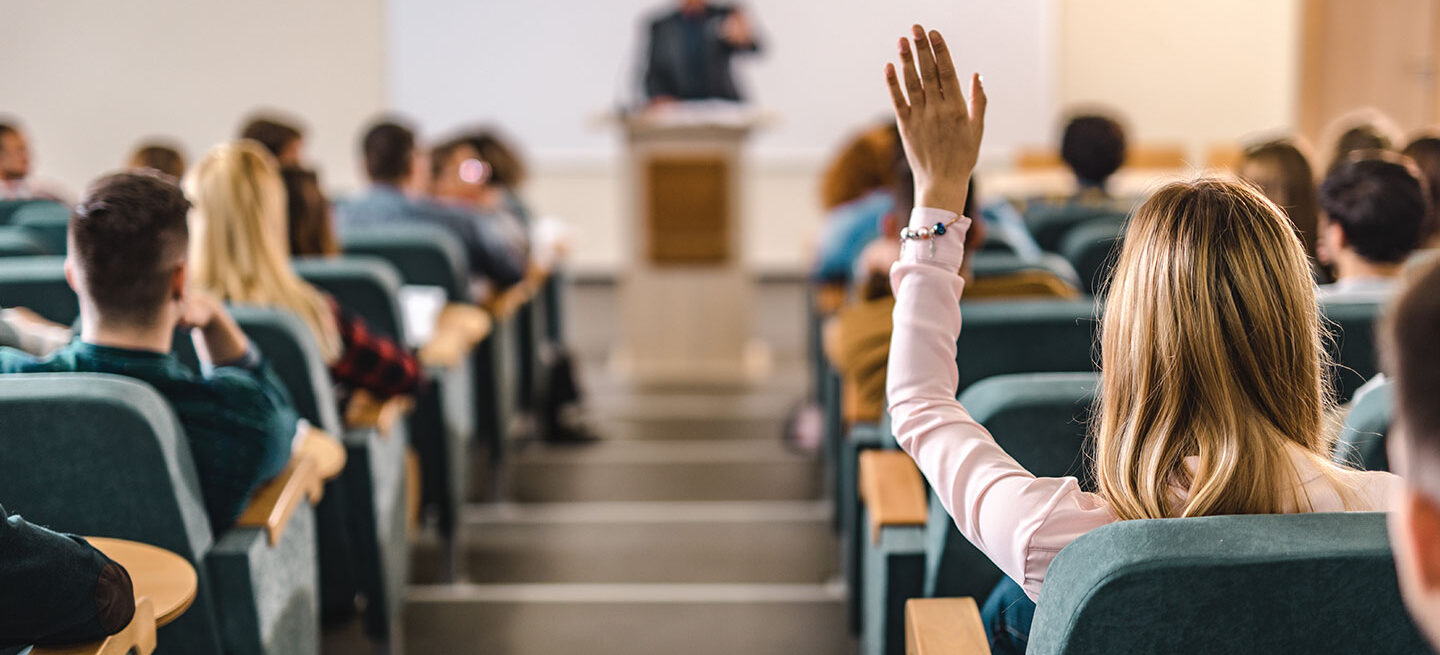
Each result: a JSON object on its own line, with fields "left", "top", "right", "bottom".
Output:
{"left": 388, "top": 279, "right": 850, "bottom": 655}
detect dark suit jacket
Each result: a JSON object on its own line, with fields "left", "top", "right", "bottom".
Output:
{"left": 644, "top": 4, "right": 760, "bottom": 101}
{"left": 0, "top": 504, "right": 135, "bottom": 648}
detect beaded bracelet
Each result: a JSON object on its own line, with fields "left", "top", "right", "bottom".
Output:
{"left": 899, "top": 216, "right": 964, "bottom": 256}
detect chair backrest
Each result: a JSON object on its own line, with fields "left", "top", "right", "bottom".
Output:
{"left": 228, "top": 305, "right": 344, "bottom": 435}
{"left": 1023, "top": 205, "right": 1130, "bottom": 253}
{"left": 0, "top": 256, "right": 77, "bottom": 325}
{"left": 969, "top": 252, "right": 1082, "bottom": 292}
{"left": 340, "top": 223, "right": 471, "bottom": 302}
{"left": 954, "top": 300, "right": 1100, "bottom": 394}
{"left": 1335, "top": 378, "right": 1393, "bottom": 472}
{"left": 0, "top": 373, "right": 224, "bottom": 652}
{"left": 1059, "top": 218, "right": 1124, "bottom": 297}
{"left": 1321, "top": 300, "right": 1383, "bottom": 403}
{"left": 1028, "top": 513, "right": 1430, "bottom": 655}
{"left": 10, "top": 202, "right": 71, "bottom": 254}
{"left": 925, "top": 373, "right": 1099, "bottom": 600}
{"left": 0, "top": 199, "right": 62, "bottom": 224}
{"left": 0, "top": 225, "right": 52, "bottom": 257}
{"left": 293, "top": 256, "right": 408, "bottom": 343}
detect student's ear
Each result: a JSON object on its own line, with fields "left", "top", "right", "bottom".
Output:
{"left": 62, "top": 257, "right": 78, "bottom": 293}
{"left": 169, "top": 262, "right": 187, "bottom": 302}
{"left": 1401, "top": 491, "right": 1440, "bottom": 591}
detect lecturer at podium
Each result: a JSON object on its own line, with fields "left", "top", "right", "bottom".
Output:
{"left": 642, "top": 1, "right": 761, "bottom": 105}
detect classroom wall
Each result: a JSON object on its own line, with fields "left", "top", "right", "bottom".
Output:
{"left": 0, "top": 0, "right": 387, "bottom": 195}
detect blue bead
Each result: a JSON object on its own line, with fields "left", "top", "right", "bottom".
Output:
{"left": 934, "top": 222, "right": 946, "bottom": 235}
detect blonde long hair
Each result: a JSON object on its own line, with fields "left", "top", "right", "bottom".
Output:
{"left": 1094, "top": 178, "right": 1350, "bottom": 521}
{"left": 184, "top": 140, "right": 341, "bottom": 361}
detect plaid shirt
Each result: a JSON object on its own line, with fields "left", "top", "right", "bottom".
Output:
{"left": 0, "top": 341, "right": 297, "bottom": 533}
{"left": 328, "top": 299, "right": 423, "bottom": 399}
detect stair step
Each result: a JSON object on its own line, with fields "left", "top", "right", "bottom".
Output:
{"left": 403, "top": 583, "right": 850, "bottom": 655}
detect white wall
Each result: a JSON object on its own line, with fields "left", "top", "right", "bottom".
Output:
{"left": 0, "top": 0, "right": 386, "bottom": 194}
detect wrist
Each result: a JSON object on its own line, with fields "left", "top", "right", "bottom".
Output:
{"left": 915, "top": 180, "right": 971, "bottom": 217}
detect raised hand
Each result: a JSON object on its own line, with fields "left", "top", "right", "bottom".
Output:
{"left": 884, "top": 25, "right": 986, "bottom": 217}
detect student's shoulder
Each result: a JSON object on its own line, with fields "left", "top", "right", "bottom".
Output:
{"left": 0, "top": 344, "right": 71, "bottom": 373}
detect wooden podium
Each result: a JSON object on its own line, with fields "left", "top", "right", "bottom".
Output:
{"left": 609, "top": 105, "right": 771, "bottom": 386}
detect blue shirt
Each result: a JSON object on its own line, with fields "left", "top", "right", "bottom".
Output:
{"left": 813, "top": 189, "right": 894, "bottom": 283}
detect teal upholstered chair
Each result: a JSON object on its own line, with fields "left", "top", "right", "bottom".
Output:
{"left": 954, "top": 300, "right": 1100, "bottom": 394}
{"left": 0, "top": 225, "right": 52, "bottom": 257}
{"left": 0, "top": 374, "right": 318, "bottom": 655}
{"left": 862, "top": 373, "right": 1098, "bottom": 655}
{"left": 226, "top": 305, "right": 408, "bottom": 647}
{"left": 969, "top": 252, "right": 1082, "bottom": 292}
{"left": 0, "top": 256, "right": 77, "bottom": 324}
{"left": 294, "top": 257, "right": 475, "bottom": 550}
{"left": 1029, "top": 512, "right": 1430, "bottom": 654}
{"left": 1335, "top": 378, "right": 1393, "bottom": 472}
{"left": 1321, "top": 300, "right": 1383, "bottom": 403}
{"left": 1058, "top": 218, "right": 1124, "bottom": 297}
{"left": 9, "top": 202, "right": 70, "bottom": 254}
{"left": 1023, "top": 204, "right": 1130, "bottom": 253}
{"left": 0, "top": 199, "right": 61, "bottom": 224}
{"left": 842, "top": 422, "right": 895, "bottom": 635}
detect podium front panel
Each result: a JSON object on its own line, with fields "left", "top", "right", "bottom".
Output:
{"left": 645, "top": 156, "right": 730, "bottom": 265}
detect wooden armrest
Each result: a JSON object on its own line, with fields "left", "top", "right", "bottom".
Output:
{"left": 858, "top": 450, "right": 928, "bottom": 543}
{"left": 82, "top": 538, "right": 196, "bottom": 629}
{"left": 32, "top": 597, "right": 158, "bottom": 655}
{"left": 296, "top": 425, "right": 347, "bottom": 482}
{"left": 235, "top": 456, "right": 320, "bottom": 546}
{"left": 814, "top": 283, "right": 848, "bottom": 316}
{"left": 344, "top": 389, "right": 413, "bottom": 438}
{"left": 905, "top": 598, "right": 990, "bottom": 655}
{"left": 418, "top": 303, "right": 493, "bottom": 368}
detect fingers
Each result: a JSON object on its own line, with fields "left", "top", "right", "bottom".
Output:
{"left": 968, "top": 73, "right": 988, "bottom": 127}
{"left": 930, "top": 30, "right": 961, "bottom": 100}
{"left": 898, "top": 37, "right": 925, "bottom": 110}
{"left": 884, "top": 63, "right": 910, "bottom": 119}
{"left": 910, "top": 25, "right": 942, "bottom": 98}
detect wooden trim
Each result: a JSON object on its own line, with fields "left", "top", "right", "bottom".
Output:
{"left": 344, "top": 390, "right": 413, "bottom": 438}
{"left": 1296, "top": 0, "right": 1329, "bottom": 144}
{"left": 858, "top": 450, "right": 928, "bottom": 543}
{"left": 32, "top": 597, "right": 159, "bottom": 655}
{"left": 235, "top": 456, "right": 320, "bottom": 546}
{"left": 418, "top": 302, "right": 494, "bottom": 368}
{"left": 296, "top": 425, "right": 347, "bottom": 483}
{"left": 905, "top": 597, "right": 990, "bottom": 655}
{"left": 83, "top": 539, "right": 196, "bottom": 628}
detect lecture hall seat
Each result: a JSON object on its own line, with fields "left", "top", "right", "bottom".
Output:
{"left": 1334, "top": 377, "right": 1393, "bottom": 472}
{"left": 953, "top": 300, "right": 1100, "bottom": 395}
{"left": 0, "top": 374, "right": 320, "bottom": 655}
{"left": 1058, "top": 218, "right": 1125, "bottom": 297}
{"left": 9, "top": 201, "right": 70, "bottom": 255}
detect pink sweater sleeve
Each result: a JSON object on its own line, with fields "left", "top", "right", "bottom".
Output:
{"left": 885, "top": 207, "right": 1115, "bottom": 600}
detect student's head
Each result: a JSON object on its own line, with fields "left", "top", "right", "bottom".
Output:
{"left": 240, "top": 117, "right": 304, "bottom": 167}
{"left": 466, "top": 130, "right": 528, "bottom": 189}
{"left": 281, "top": 167, "right": 339, "bottom": 257}
{"left": 1317, "top": 154, "right": 1427, "bottom": 274}
{"left": 820, "top": 123, "right": 900, "bottom": 210}
{"left": 1329, "top": 121, "right": 1397, "bottom": 174}
{"left": 1095, "top": 179, "right": 1336, "bottom": 520}
{"left": 1402, "top": 136, "right": 1440, "bottom": 246}
{"left": 1060, "top": 114, "right": 1126, "bottom": 190}
{"left": 185, "top": 141, "right": 340, "bottom": 359}
{"left": 66, "top": 171, "right": 190, "bottom": 331}
{"left": 0, "top": 122, "right": 31, "bottom": 182}
{"left": 1383, "top": 258, "right": 1440, "bottom": 649}
{"left": 362, "top": 120, "right": 416, "bottom": 187}
{"left": 127, "top": 142, "right": 187, "bottom": 179}
{"left": 1239, "top": 139, "right": 1320, "bottom": 261}
{"left": 429, "top": 137, "right": 491, "bottom": 204}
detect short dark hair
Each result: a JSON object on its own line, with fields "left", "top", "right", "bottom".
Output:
{"left": 1382, "top": 256, "right": 1440, "bottom": 500}
{"left": 1061, "top": 114, "right": 1127, "bottom": 187}
{"left": 240, "top": 118, "right": 303, "bottom": 160}
{"left": 1318, "top": 156, "right": 1427, "bottom": 264}
{"left": 70, "top": 171, "right": 190, "bottom": 327}
{"left": 362, "top": 121, "right": 415, "bottom": 183}
{"left": 128, "top": 143, "right": 186, "bottom": 179}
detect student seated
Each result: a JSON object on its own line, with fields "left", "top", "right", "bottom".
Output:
{"left": 239, "top": 115, "right": 305, "bottom": 168}
{"left": 281, "top": 166, "right": 341, "bottom": 257}
{"left": 1383, "top": 257, "right": 1440, "bottom": 650}
{"left": 188, "top": 141, "right": 422, "bottom": 401}
{"left": 1325, "top": 114, "right": 1399, "bottom": 174}
{"left": 0, "top": 504, "right": 135, "bottom": 650}
{"left": 0, "top": 120, "right": 67, "bottom": 202}
{"left": 335, "top": 120, "right": 525, "bottom": 293}
{"left": 812, "top": 125, "right": 901, "bottom": 285}
{"left": 1238, "top": 139, "right": 1321, "bottom": 271}
{"left": 429, "top": 136, "right": 530, "bottom": 262}
{"left": 1316, "top": 154, "right": 1428, "bottom": 302}
{"left": 1402, "top": 135, "right": 1440, "bottom": 248}
{"left": 879, "top": 26, "right": 1399, "bottom": 654}
{"left": 0, "top": 171, "right": 298, "bottom": 532}
{"left": 127, "top": 141, "right": 187, "bottom": 179}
